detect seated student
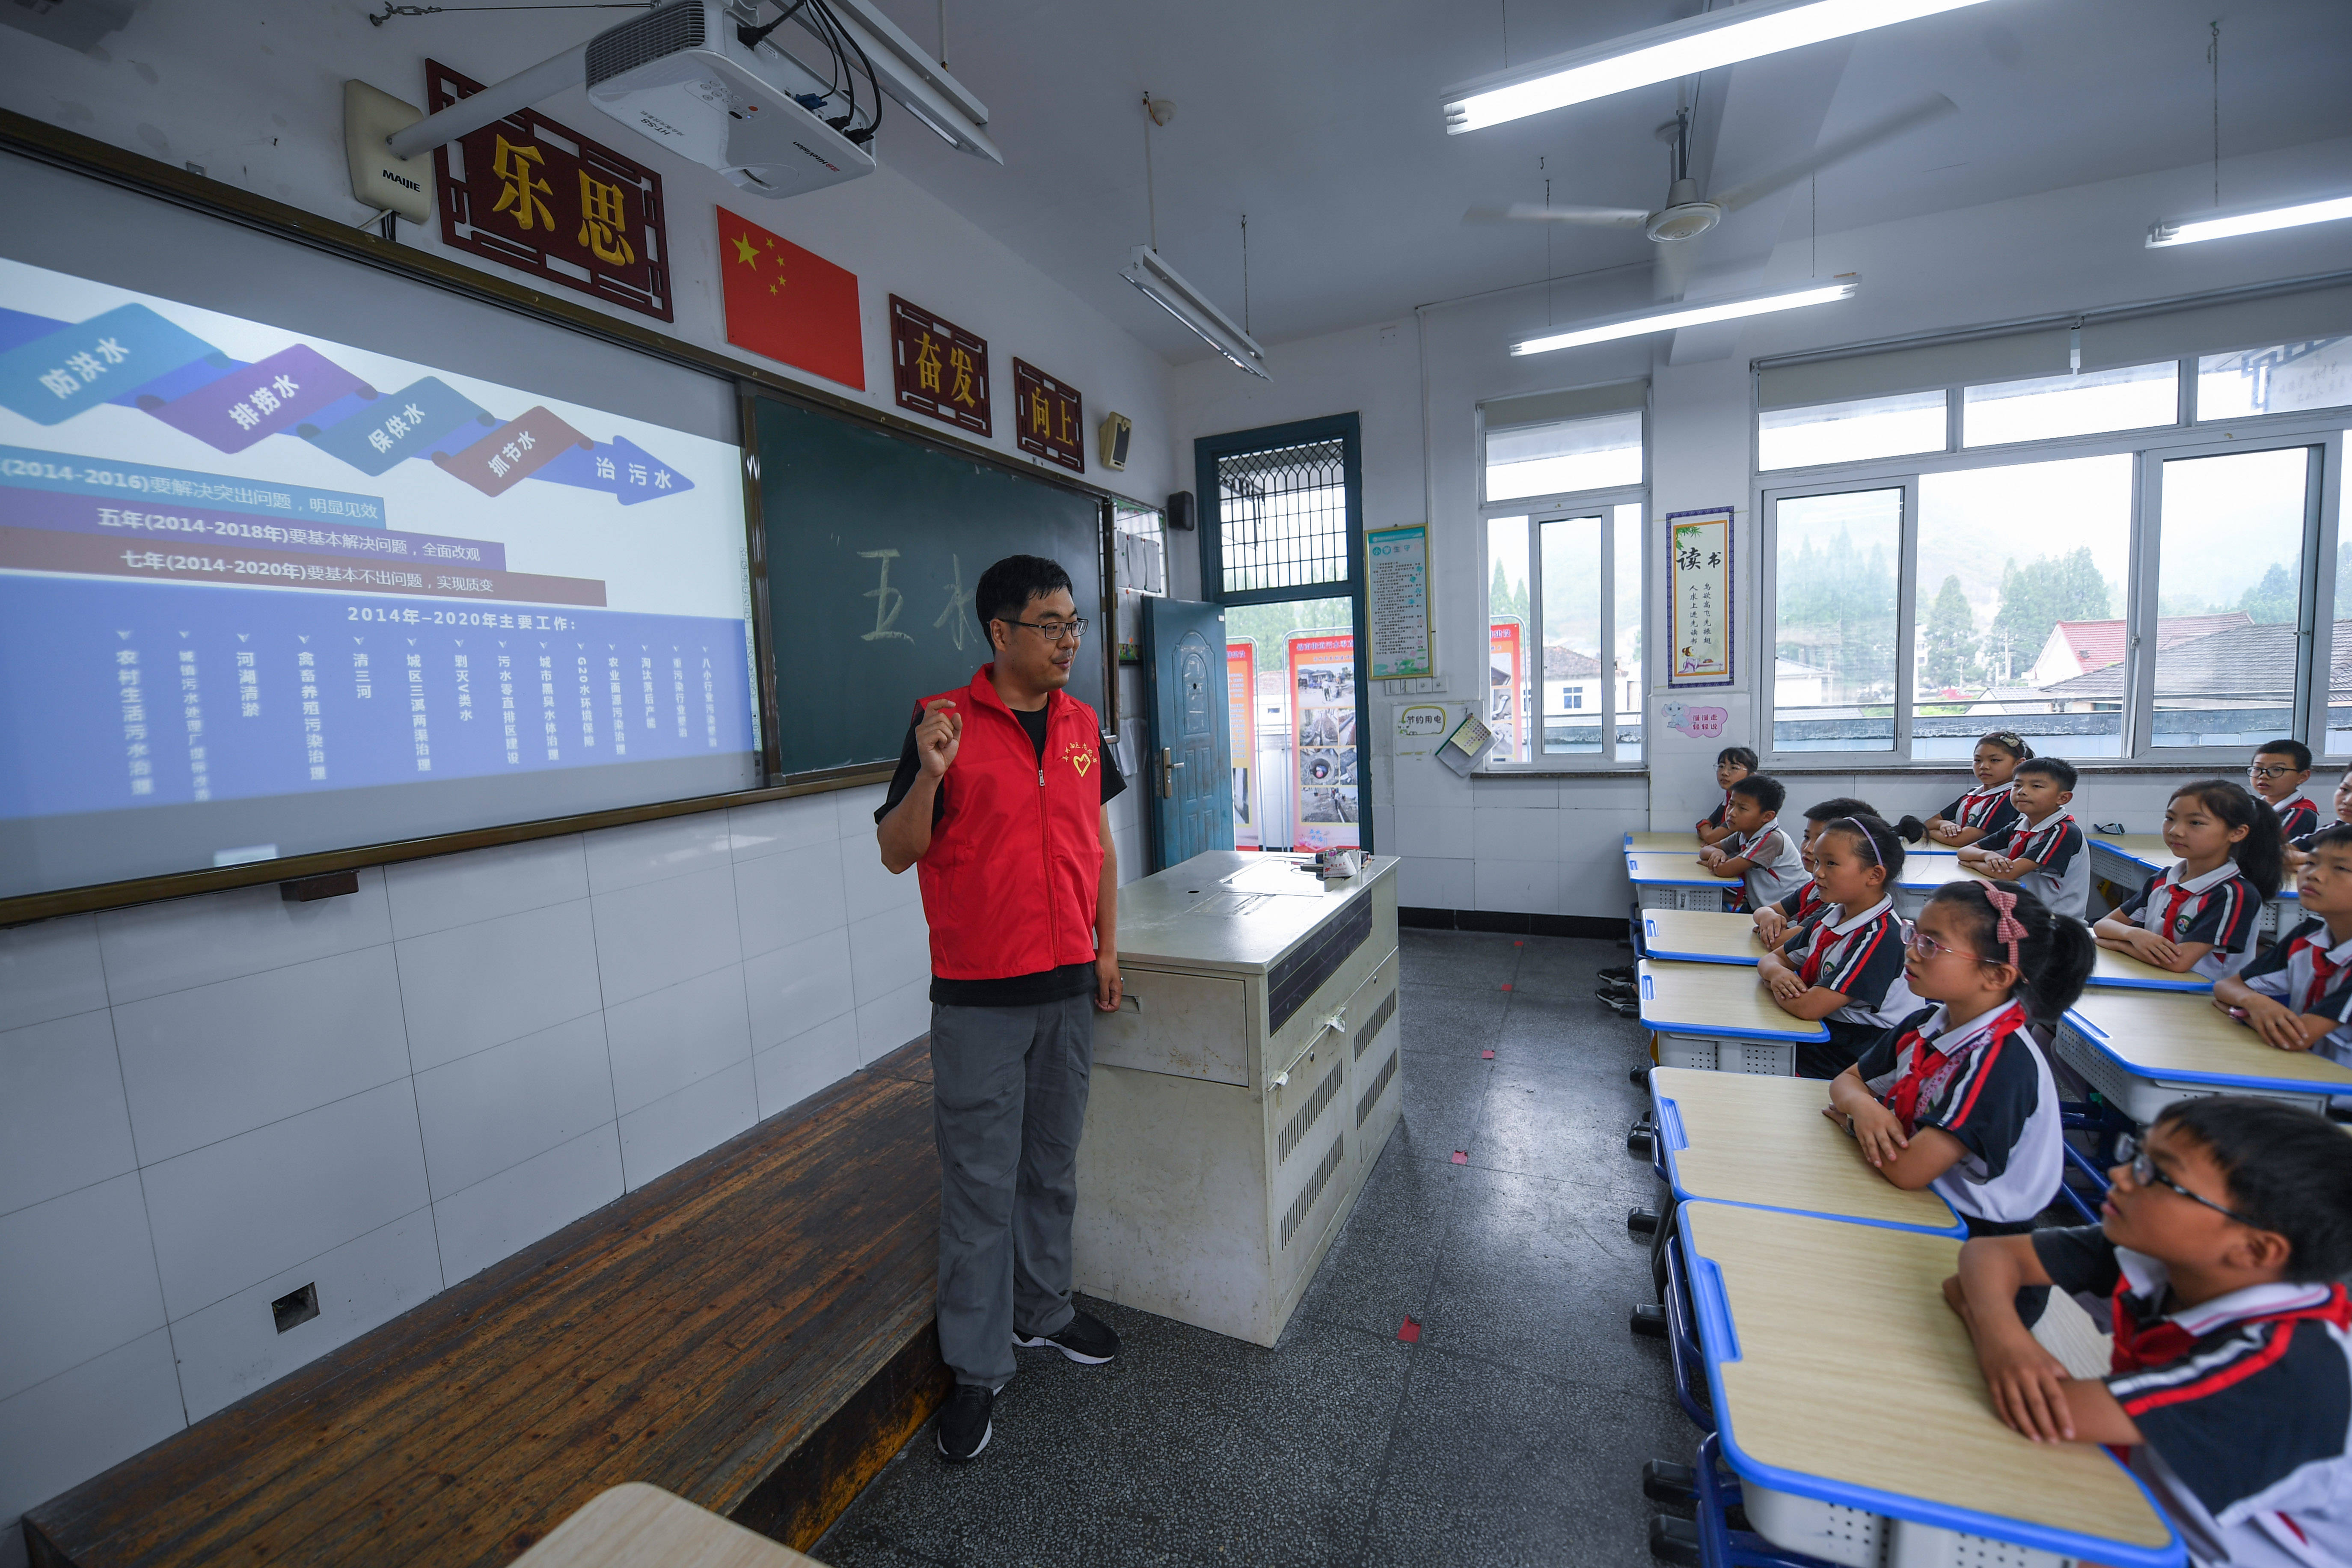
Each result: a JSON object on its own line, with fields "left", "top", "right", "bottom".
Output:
{"left": 1696, "top": 773, "right": 1806, "bottom": 915}
{"left": 2094, "top": 780, "right": 2280, "bottom": 981}
{"left": 2215, "top": 823, "right": 2352, "bottom": 1066}
{"left": 2285, "top": 767, "right": 2352, "bottom": 873}
{"left": 1940, "top": 1097, "right": 2352, "bottom": 1568}
{"left": 1957, "top": 757, "right": 2090, "bottom": 921}
{"left": 2249, "top": 737, "right": 2319, "bottom": 845}
{"left": 1900, "top": 729, "right": 2030, "bottom": 848}
{"left": 1760, "top": 814, "right": 1915, "bottom": 1079}
{"left": 1826, "top": 882, "right": 2090, "bottom": 1253}
{"left": 1694, "top": 745, "right": 1757, "bottom": 848}
{"left": 1752, "top": 795, "right": 1880, "bottom": 947}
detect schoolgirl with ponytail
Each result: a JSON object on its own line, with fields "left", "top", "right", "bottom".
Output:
{"left": 1759, "top": 813, "right": 1915, "bottom": 1079}
{"left": 1826, "top": 879, "right": 2095, "bottom": 1250}
{"left": 2093, "top": 778, "right": 2281, "bottom": 980}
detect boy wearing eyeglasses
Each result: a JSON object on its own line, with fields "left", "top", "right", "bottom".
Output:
{"left": 1942, "top": 1097, "right": 2352, "bottom": 1568}
{"left": 2249, "top": 738, "right": 2319, "bottom": 845}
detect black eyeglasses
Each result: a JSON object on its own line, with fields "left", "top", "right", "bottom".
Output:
{"left": 2126, "top": 1150, "right": 2256, "bottom": 1225}
{"left": 1002, "top": 617, "right": 1089, "bottom": 642}
{"left": 2248, "top": 764, "right": 2300, "bottom": 780}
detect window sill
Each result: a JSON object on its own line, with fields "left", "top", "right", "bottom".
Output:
{"left": 1762, "top": 760, "right": 2275, "bottom": 776}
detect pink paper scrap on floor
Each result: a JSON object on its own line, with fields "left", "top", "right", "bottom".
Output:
{"left": 1451, "top": 1150, "right": 1468, "bottom": 1164}
{"left": 1482, "top": 1050, "right": 1494, "bottom": 1059}
{"left": 1397, "top": 1316, "right": 1422, "bottom": 1343}
{"left": 1500, "top": 983, "right": 1512, "bottom": 991}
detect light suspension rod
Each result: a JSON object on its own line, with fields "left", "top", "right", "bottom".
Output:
{"left": 1442, "top": 0, "right": 1991, "bottom": 134}
{"left": 2147, "top": 193, "right": 2352, "bottom": 248}
{"left": 1510, "top": 277, "right": 1860, "bottom": 356}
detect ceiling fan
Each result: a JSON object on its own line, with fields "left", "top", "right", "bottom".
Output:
{"left": 1467, "top": 92, "right": 1957, "bottom": 295}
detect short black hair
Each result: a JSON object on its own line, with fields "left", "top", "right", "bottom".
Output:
{"left": 2257, "top": 738, "right": 2313, "bottom": 771}
{"left": 2156, "top": 1097, "right": 2352, "bottom": 1283}
{"left": 2309, "top": 823, "right": 2352, "bottom": 855}
{"left": 1729, "top": 773, "right": 1785, "bottom": 814}
{"left": 2015, "top": 756, "right": 2077, "bottom": 790}
{"left": 1803, "top": 796, "right": 1879, "bottom": 823}
{"left": 975, "top": 555, "right": 1074, "bottom": 642}
{"left": 1717, "top": 746, "right": 1759, "bottom": 772}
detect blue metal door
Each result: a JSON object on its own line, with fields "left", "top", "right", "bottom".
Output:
{"left": 1144, "top": 597, "right": 1235, "bottom": 870}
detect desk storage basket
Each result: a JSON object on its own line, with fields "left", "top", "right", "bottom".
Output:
{"left": 1743, "top": 1480, "right": 2073, "bottom": 1568}
{"left": 1636, "top": 884, "right": 1725, "bottom": 913}
{"left": 1655, "top": 1032, "right": 1794, "bottom": 1075}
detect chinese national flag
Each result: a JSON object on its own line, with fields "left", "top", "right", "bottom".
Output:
{"left": 717, "top": 206, "right": 864, "bottom": 389}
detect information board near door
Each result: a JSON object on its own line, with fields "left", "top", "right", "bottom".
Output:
{"left": 751, "top": 396, "right": 1110, "bottom": 777}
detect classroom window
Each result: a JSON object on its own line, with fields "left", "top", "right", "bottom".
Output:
{"left": 1962, "top": 362, "right": 2178, "bottom": 447}
{"left": 1758, "top": 389, "right": 1946, "bottom": 471}
{"left": 2150, "top": 445, "right": 2313, "bottom": 749}
{"left": 1484, "top": 502, "right": 1644, "bottom": 766}
{"left": 2198, "top": 339, "right": 2352, "bottom": 421}
{"left": 1214, "top": 437, "right": 1349, "bottom": 594}
{"left": 1484, "top": 408, "right": 1642, "bottom": 501}
{"left": 1770, "top": 488, "right": 1902, "bottom": 752}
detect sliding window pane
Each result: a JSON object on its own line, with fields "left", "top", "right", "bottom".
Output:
{"left": 1758, "top": 390, "right": 1945, "bottom": 470}
{"left": 2198, "top": 339, "right": 2352, "bottom": 421}
{"left": 1615, "top": 502, "right": 1645, "bottom": 762}
{"left": 1486, "top": 517, "right": 1531, "bottom": 763}
{"left": 1773, "top": 489, "right": 1901, "bottom": 751}
{"left": 2152, "top": 446, "right": 2311, "bottom": 748}
{"left": 1538, "top": 516, "right": 1603, "bottom": 755}
{"left": 1913, "top": 455, "right": 2132, "bottom": 758}
{"left": 1963, "top": 362, "right": 2177, "bottom": 446}
{"left": 1485, "top": 409, "right": 1642, "bottom": 501}
{"left": 2333, "top": 430, "right": 2352, "bottom": 757}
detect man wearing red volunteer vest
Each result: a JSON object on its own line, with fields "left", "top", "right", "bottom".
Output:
{"left": 875, "top": 554, "right": 1128, "bottom": 1463}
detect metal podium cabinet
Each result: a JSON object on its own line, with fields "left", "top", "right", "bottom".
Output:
{"left": 1075, "top": 852, "right": 1403, "bottom": 1346}
{"left": 1143, "top": 597, "right": 1235, "bottom": 871}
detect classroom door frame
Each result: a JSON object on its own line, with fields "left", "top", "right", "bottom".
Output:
{"left": 1194, "top": 411, "right": 1373, "bottom": 856}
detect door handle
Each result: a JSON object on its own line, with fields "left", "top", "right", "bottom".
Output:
{"left": 1161, "top": 747, "right": 1182, "bottom": 797}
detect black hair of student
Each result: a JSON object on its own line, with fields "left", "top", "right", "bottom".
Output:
{"left": 974, "top": 554, "right": 1075, "bottom": 644}
{"left": 1895, "top": 814, "right": 1930, "bottom": 844}
{"left": 2013, "top": 756, "right": 2078, "bottom": 791}
{"left": 1978, "top": 728, "right": 2034, "bottom": 761}
{"left": 2308, "top": 823, "right": 2352, "bottom": 855}
{"left": 1728, "top": 772, "right": 1785, "bottom": 814}
{"left": 2257, "top": 737, "right": 2313, "bottom": 771}
{"left": 1803, "top": 796, "right": 1880, "bottom": 824}
{"left": 1816, "top": 812, "right": 1906, "bottom": 884}
{"left": 2170, "top": 778, "right": 2284, "bottom": 900}
{"left": 2154, "top": 1097, "right": 2352, "bottom": 1283}
{"left": 1716, "top": 745, "right": 1759, "bottom": 772}
{"left": 1925, "top": 878, "right": 2093, "bottom": 1024}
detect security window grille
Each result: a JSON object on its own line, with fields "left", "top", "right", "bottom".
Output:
{"left": 1217, "top": 438, "right": 1350, "bottom": 595}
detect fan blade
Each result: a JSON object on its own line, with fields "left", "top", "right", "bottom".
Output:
{"left": 1463, "top": 202, "right": 1651, "bottom": 228}
{"left": 1655, "top": 239, "right": 1696, "bottom": 303}
{"left": 1714, "top": 92, "right": 1958, "bottom": 214}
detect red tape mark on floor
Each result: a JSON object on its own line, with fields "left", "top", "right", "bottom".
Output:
{"left": 1451, "top": 1150, "right": 1469, "bottom": 1164}
{"left": 1500, "top": 983, "right": 1512, "bottom": 991}
{"left": 1398, "top": 1316, "right": 1422, "bottom": 1343}
{"left": 1482, "top": 1050, "right": 1495, "bottom": 1060}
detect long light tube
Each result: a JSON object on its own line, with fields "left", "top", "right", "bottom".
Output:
{"left": 1443, "top": 0, "right": 1991, "bottom": 133}
{"left": 1510, "top": 279, "right": 1860, "bottom": 356}
{"left": 1121, "top": 246, "right": 1271, "bottom": 379}
{"left": 2147, "top": 194, "right": 2352, "bottom": 248}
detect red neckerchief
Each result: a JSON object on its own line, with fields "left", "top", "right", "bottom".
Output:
{"left": 1794, "top": 883, "right": 1824, "bottom": 920}
{"left": 2109, "top": 1280, "right": 2352, "bottom": 1379}
{"left": 1876, "top": 1000, "right": 2027, "bottom": 1132}
{"left": 2156, "top": 870, "right": 2199, "bottom": 940}
{"left": 2284, "top": 924, "right": 2350, "bottom": 1013}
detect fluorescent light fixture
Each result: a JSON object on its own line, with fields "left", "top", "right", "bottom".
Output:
{"left": 2146, "top": 193, "right": 2352, "bottom": 248}
{"left": 1442, "top": 0, "right": 1991, "bottom": 133}
{"left": 1122, "top": 246, "right": 1271, "bottom": 379}
{"left": 816, "top": 0, "right": 1002, "bottom": 163}
{"left": 1509, "top": 278, "right": 1860, "bottom": 356}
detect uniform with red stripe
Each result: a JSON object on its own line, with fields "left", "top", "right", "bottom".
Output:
{"left": 1982, "top": 808, "right": 2090, "bottom": 921}
{"left": 2233, "top": 916, "right": 2352, "bottom": 1068}
{"left": 1937, "top": 779, "right": 2020, "bottom": 838}
{"left": 1770, "top": 878, "right": 1830, "bottom": 932}
{"left": 1779, "top": 896, "right": 1916, "bottom": 1031}
{"left": 2034, "top": 1225, "right": 2352, "bottom": 1568}
{"left": 1720, "top": 820, "right": 1806, "bottom": 916}
{"left": 1854, "top": 998, "right": 2061, "bottom": 1226}
{"left": 2272, "top": 793, "right": 2321, "bottom": 846}
{"left": 2116, "top": 861, "right": 2265, "bottom": 980}
{"left": 1697, "top": 788, "right": 1733, "bottom": 837}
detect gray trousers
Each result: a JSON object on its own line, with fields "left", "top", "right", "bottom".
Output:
{"left": 930, "top": 993, "right": 1094, "bottom": 1388}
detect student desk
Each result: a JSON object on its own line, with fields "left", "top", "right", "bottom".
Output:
{"left": 1646, "top": 1068, "right": 1963, "bottom": 1235}
{"left": 1624, "top": 850, "right": 1734, "bottom": 913}
{"left": 1675, "top": 1201, "right": 2182, "bottom": 1568}
{"left": 1636, "top": 959, "right": 1827, "bottom": 1075}
{"left": 1625, "top": 830, "right": 1701, "bottom": 852}
{"left": 2086, "top": 947, "right": 2214, "bottom": 993}
{"left": 1890, "top": 855, "right": 1992, "bottom": 917}
{"left": 2056, "top": 985, "right": 2352, "bottom": 1121}
{"left": 511, "top": 1484, "right": 824, "bottom": 1568}
{"left": 2091, "top": 834, "right": 2302, "bottom": 932}
{"left": 1639, "top": 909, "right": 1767, "bottom": 966}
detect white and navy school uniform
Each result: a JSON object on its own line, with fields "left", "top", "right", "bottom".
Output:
{"left": 1783, "top": 897, "right": 1915, "bottom": 1077}
{"left": 2234, "top": 917, "right": 2352, "bottom": 1068}
{"left": 1984, "top": 808, "right": 2091, "bottom": 921}
{"left": 2035, "top": 1225, "right": 2352, "bottom": 1568}
{"left": 1936, "top": 780, "right": 2019, "bottom": 839}
{"left": 1723, "top": 821, "right": 1807, "bottom": 914}
{"left": 2290, "top": 817, "right": 2345, "bottom": 854}
{"left": 1697, "top": 790, "right": 1732, "bottom": 837}
{"left": 2273, "top": 793, "right": 2321, "bottom": 845}
{"left": 1768, "top": 879, "right": 1828, "bottom": 932}
{"left": 1854, "top": 998, "right": 2061, "bottom": 1229}
{"left": 2115, "top": 861, "right": 2266, "bottom": 979}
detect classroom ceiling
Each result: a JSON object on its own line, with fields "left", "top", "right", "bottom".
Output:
{"left": 858, "top": 0, "right": 2352, "bottom": 364}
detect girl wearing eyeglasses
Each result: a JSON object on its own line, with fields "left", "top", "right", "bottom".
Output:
{"left": 1825, "top": 880, "right": 2095, "bottom": 1279}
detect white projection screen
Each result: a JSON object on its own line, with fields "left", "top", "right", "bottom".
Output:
{"left": 0, "top": 151, "right": 763, "bottom": 904}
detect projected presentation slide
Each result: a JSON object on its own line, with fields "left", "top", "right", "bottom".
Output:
{"left": 0, "top": 255, "right": 760, "bottom": 901}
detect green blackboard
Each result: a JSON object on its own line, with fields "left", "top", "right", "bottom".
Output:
{"left": 753, "top": 396, "right": 1110, "bottom": 777}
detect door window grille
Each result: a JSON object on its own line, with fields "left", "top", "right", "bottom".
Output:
{"left": 1216, "top": 438, "right": 1349, "bottom": 594}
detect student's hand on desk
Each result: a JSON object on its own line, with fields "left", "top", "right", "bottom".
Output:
{"left": 1844, "top": 1099, "right": 1910, "bottom": 1168}
{"left": 1752, "top": 907, "right": 1787, "bottom": 945}
{"left": 1766, "top": 969, "right": 1808, "bottom": 1002}
{"left": 2118, "top": 927, "right": 2180, "bottom": 967}
{"left": 1976, "top": 1329, "right": 2078, "bottom": 1443}
{"left": 1094, "top": 954, "right": 1123, "bottom": 1013}
{"left": 2223, "top": 990, "right": 2307, "bottom": 1049}
{"left": 1696, "top": 845, "right": 1725, "bottom": 867}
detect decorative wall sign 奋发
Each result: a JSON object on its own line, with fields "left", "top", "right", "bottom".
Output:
{"left": 428, "top": 60, "right": 672, "bottom": 322}
{"left": 889, "top": 295, "right": 990, "bottom": 436}
{"left": 1667, "top": 506, "right": 1734, "bottom": 689}
{"left": 1012, "top": 358, "right": 1085, "bottom": 473}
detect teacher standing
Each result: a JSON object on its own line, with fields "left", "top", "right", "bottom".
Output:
{"left": 874, "top": 553, "right": 1127, "bottom": 1463}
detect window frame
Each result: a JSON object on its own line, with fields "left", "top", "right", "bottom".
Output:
{"left": 1477, "top": 482, "right": 1649, "bottom": 772}
{"left": 1752, "top": 369, "right": 2349, "bottom": 769}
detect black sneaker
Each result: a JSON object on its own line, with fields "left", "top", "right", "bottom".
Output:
{"left": 1629, "top": 1064, "right": 1653, "bottom": 1085}
{"left": 1606, "top": 996, "right": 1642, "bottom": 1020}
{"left": 1015, "top": 1308, "right": 1121, "bottom": 1364}
{"left": 937, "top": 1383, "right": 994, "bottom": 1461}
{"left": 1599, "top": 964, "right": 1635, "bottom": 981}
{"left": 1595, "top": 977, "right": 1636, "bottom": 996}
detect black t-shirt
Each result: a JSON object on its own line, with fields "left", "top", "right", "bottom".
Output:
{"left": 875, "top": 700, "right": 1128, "bottom": 1007}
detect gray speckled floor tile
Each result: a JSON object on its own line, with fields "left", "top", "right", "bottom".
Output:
{"left": 1294, "top": 1135, "right": 1461, "bottom": 1338}
{"left": 1505, "top": 936, "right": 1636, "bottom": 1001}
{"left": 1397, "top": 987, "right": 1509, "bottom": 1058}
{"left": 1392, "top": 1047, "right": 1488, "bottom": 1161}
{"left": 1398, "top": 930, "right": 1522, "bottom": 992}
